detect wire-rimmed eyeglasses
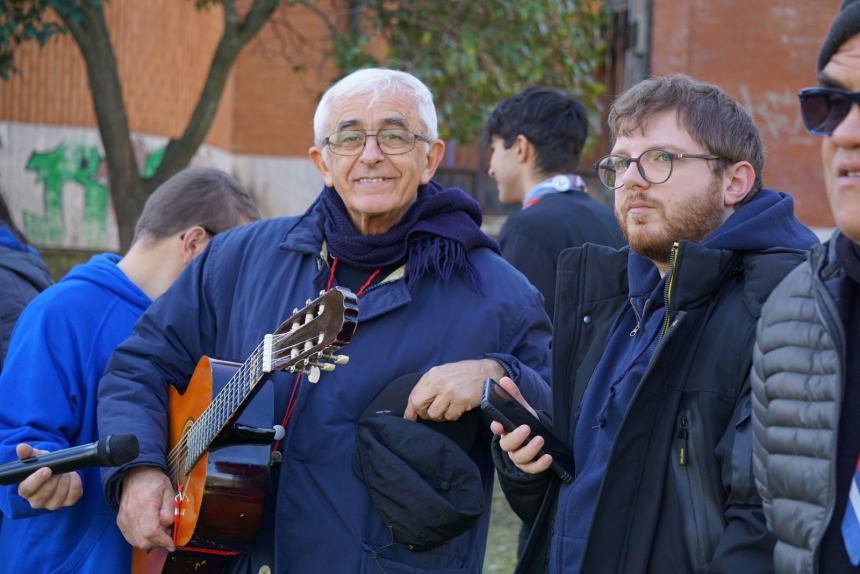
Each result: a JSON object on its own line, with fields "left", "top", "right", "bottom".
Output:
{"left": 594, "top": 148, "right": 723, "bottom": 190}
{"left": 324, "top": 128, "right": 432, "bottom": 156}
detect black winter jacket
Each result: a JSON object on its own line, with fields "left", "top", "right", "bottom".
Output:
{"left": 499, "top": 191, "right": 623, "bottom": 319}
{"left": 497, "top": 241, "right": 808, "bottom": 574}
{"left": 0, "top": 245, "right": 52, "bottom": 371}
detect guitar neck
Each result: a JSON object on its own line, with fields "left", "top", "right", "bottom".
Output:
{"left": 183, "top": 341, "right": 270, "bottom": 472}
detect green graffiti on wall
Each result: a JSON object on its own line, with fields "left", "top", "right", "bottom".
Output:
{"left": 23, "top": 143, "right": 165, "bottom": 247}
{"left": 24, "top": 143, "right": 107, "bottom": 245}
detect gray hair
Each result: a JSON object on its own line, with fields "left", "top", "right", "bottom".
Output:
{"left": 313, "top": 68, "right": 439, "bottom": 145}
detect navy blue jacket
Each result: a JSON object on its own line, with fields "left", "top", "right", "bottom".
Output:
{"left": 0, "top": 254, "right": 149, "bottom": 573}
{"left": 98, "top": 198, "right": 552, "bottom": 573}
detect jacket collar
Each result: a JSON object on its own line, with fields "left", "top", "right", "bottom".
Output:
{"left": 622, "top": 241, "right": 736, "bottom": 312}
{"left": 279, "top": 198, "right": 326, "bottom": 255}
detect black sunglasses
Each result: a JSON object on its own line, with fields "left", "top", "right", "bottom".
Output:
{"left": 799, "top": 87, "right": 860, "bottom": 136}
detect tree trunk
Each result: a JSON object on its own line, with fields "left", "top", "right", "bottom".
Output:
{"left": 60, "top": 3, "right": 143, "bottom": 252}
{"left": 59, "top": 0, "right": 279, "bottom": 252}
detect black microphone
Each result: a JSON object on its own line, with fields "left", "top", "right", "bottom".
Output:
{"left": 0, "top": 434, "right": 139, "bottom": 486}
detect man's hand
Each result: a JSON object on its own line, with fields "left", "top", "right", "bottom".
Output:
{"left": 117, "top": 466, "right": 176, "bottom": 552}
{"left": 404, "top": 358, "right": 506, "bottom": 422}
{"left": 489, "top": 377, "right": 553, "bottom": 475}
{"left": 15, "top": 443, "right": 83, "bottom": 511}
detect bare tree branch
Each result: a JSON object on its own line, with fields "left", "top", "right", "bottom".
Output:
{"left": 151, "top": 0, "right": 279, "bottom": 187}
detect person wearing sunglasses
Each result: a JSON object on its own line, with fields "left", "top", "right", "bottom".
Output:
{"left": 490, "top": 74, "right": 818, "bottom": 574}
{"left": 751, "top": 2, "right": 860, "bottom": 573}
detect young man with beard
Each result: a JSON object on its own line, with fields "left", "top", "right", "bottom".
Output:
{"left": 751, "top": 1, "right": 860, "bottom": 572}
{"left": 491, "top": 74, "right": 819, "bottom": 573}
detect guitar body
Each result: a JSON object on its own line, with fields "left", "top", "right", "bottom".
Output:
{"left": 130, "top": 287, "right": 359, "bottom": 574}
{"left": 132, "top": 357, "right": 273, "bottom": 574}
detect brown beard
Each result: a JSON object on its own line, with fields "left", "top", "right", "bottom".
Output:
{"left": 616, "top": 178, "right": 725, "bottom": 265}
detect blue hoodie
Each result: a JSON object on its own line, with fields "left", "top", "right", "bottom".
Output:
{"left": 0, "top": 253, "right": 151, "bottom": 574}
{"left": 548, "top": 189, "right": 819, "bottom": 573}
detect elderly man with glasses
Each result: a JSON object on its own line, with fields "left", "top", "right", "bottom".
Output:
{"left": 95, "top": 68, "right": 552, "bottom": 573}
{"left": 490, "top": 74, "right": 817, "bottom": 574}
{"left": 751, "top": 2, "right": 860, "bottom": 573}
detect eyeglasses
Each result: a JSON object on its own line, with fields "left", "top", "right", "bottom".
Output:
{"left": 593, "top": 148, "right": 723, "bottom": 190}
{"left": 324, "top": 128, "right": 432, "bottom": 156}
{"left": 798, "top": 87, "right": 860, "bottom": 136}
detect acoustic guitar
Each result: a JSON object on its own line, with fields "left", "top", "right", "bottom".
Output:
{"left": 132, "top": 287, "right": 358, "bottom": 573}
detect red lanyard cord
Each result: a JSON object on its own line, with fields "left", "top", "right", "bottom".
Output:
{"left": 272, "top": 257, "right": 380, "bottom": 454}
{"left": 326, "top": 256, "right": 381, "bottom": 297}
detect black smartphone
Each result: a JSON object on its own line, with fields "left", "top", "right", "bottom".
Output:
{"left": 480, "top": 378, "right": 573, "bottom": 483}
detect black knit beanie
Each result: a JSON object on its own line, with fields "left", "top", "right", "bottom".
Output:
{"left": 819, "top": 0, "right": 860, "bottom": 71}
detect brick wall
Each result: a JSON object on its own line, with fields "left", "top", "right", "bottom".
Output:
{"left": 0, "top": 1, "right": 234, "bottom": 150}
{"left": 650, "top": 0, "right": 840, "bottom": 227}
{"left": 231, "top": 3, "right": 338, "bottom": 157}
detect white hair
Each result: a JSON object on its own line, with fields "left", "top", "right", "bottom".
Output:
{"left": 313, "top": 68, "right": 439, "bottom": 146}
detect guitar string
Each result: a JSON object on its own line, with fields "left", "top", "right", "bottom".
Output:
{"left": 164, "top": 293, "right": 351, "bottom": 473}
{"left": 164, "top": 328, "right": 327, "bottom": 472}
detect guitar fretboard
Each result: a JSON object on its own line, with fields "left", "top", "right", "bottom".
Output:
{"left": 184, "top": 342, "right": 267, "bottom": 472}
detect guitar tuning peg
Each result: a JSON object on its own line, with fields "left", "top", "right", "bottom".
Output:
{"left": 307, "top": 365, "right": 320, "bottom": 383}
{"left": 319, "top": 290, "right": 325, "bottom": 296}
{"left": 318, "top": 363, "right": 336, "bottom": 372}
{"left": 305, "top": 299, "right": 312, "bottom": 305}
{"left": 330, "top": 354, "right": 349, "bottom": 365}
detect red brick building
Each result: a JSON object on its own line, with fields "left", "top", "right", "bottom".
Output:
{"left": 0, "top": 0, "right": 842, "bottom": 250}
{"left": 607, "top": 0, "right": 839, "bottom": 231}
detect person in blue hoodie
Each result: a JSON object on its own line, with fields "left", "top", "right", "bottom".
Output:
{"left": 0, "top": 190, "right": 52, "bottom": 373}
{"left": 492, "top": 74, "right": 820, "bottom": 574}
{"left": 0, "top": 167, "right": 260, "bottom": 574}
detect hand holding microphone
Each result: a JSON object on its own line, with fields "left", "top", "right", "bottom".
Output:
{"left": 0, "top": 434, "right": 139, "bottom": 511}
{"left": 14, "top": 443, "right": 84, "bottom": 511}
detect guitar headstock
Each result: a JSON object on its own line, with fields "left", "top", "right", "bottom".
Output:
{"left": 261, "top": 287, "right": 359, "bottom": 382}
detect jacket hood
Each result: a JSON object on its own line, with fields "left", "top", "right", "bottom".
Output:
{"left": 704, "top": 188, "right": 819, "bottom": 252}
{"left": 0, "top": 245, "right": 52, "bottom": 292}
{"left": 63, "top": 253, "right": 151, "bottom": 310}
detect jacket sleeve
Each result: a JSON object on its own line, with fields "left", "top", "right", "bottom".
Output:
{"left": 484, "top": 283, "right": 552, "bottom": 413}
{"left": 0, "top": 296, "right": 84, "bottom": 519}
{"left": 750, "top": 327, "right": 773, "bottom": 527}
{"left": 708, "top": 375, "right": 776, "bottom": 574}
{"left": 491, "top": 409, "right": 555, "bottom": 525}
{"left": 98, "top": 242, "right": 222, "bottom": 509}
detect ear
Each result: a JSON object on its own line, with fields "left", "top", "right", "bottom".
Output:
{"left": 419, "top": 139, "right": 446, "bottom": 185}
{"left": 514, "top": 135, "right": 531, "bottom": 165}
{"left": 309, "top": 146, "right": 335, "bottom": 187}
{"left": 721, "top": 160, "right": 756, "bottom": 207}
{"left": 180, "top": 227, "right": 210, "bottom": 264}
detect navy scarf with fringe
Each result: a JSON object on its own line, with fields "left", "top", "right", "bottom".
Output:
{"left": 320, "top": 181, "right": 499, "bottom": 291}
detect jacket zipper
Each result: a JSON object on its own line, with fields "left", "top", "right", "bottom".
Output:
{"left": 629, "top": 298, "right": 651, "bottom": 336}
{"left": 677, "top": 414, "right": 689, "bottom": 466}
{"left": 661, "top": 242, "right": 680, "bottom": 338}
